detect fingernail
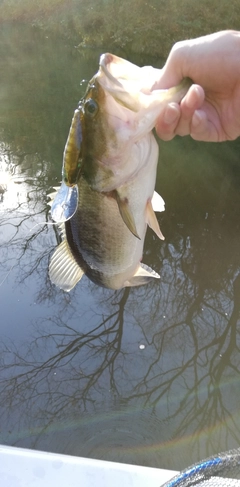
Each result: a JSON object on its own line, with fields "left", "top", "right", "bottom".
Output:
{"left": 163, "top": 104, "right": 179, "bottom": 124}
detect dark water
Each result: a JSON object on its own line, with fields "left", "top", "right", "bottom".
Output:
{"left": 1, "top": 23, "right": 240, "bottom": 472}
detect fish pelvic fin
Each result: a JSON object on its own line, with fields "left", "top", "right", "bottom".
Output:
{"left": 151, "top": 190, "right": 165, "bottom": 212}
{"left": 124, "top": 262, "right": 160, "bottom": 287}
{"left": 146, "top": 199, "right": 165, "bottom": 240}
{"left": 114, "top": 190, "right": 140, "bottom": 239}
{"left": 49, "top": 240, "right": 84, "bottom": 292}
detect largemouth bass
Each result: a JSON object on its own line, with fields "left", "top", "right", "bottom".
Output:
{"left": 49, "top": 54, "right": 191, "bottom": 291}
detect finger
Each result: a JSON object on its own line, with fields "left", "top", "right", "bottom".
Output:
{"left": 181, "top": 85, "right": 205, "bottom": 117}
{"left": 154, "top": 40, "right": 192, "bottom": 90}
{"left": 155, "top": 103, "right": 181, "bottom": 141}
{"left": 153, "top": 64, "right": 181, "bottom": 90}
{"left": 175, "top": 85, "right": 205, "bottom": 136}
{"left": 190, "top": 109, "right": 219, "bottom": 142}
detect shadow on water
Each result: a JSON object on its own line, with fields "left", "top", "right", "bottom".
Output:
{"left": 1, "top": 23, "right": 240, "bottom": 471}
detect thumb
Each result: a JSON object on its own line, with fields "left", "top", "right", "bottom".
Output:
{"left": 154, "top": 41, "right": 189, "bottom": 90}
{"left": 155, "top": 63, "right": 183, "bottom": 90}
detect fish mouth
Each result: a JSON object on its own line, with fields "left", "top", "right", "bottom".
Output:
{"left": 98, "top": 53, "right": 145, "bottom": 112}
{"left": 99, "top": 53, "right": 123, "bottom": 88}
{"left": 99, "top": 53, "right": 157, "bottom": 92}
{"left": 98, "top": 53, "right": 192, "bottom": 114}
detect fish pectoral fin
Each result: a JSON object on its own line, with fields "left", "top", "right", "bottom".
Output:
{"left": 151, "top": 191, "right": 165, "bottom": 212}
{"left": 146, "top": 200, "right": 165, "bottom": 241}
{"left": 114, "top": 190, "right": 140, "bottom": 239}
{"left": 124, "top": 263, "right": 160, "bottom": 287}
{"left": 49, "top": 240, "right": 84, "bottom": 292}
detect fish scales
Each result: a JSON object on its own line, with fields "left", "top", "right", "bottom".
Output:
{"left": 64, "top": 141, "right": 157, "bottom": 289}
{"left": 66, "top": 183, "right": 140, "bottom": 289}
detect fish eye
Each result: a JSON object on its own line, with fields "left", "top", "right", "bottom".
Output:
{"left": 85, "top": 98, "right": 98, "bottom": 117}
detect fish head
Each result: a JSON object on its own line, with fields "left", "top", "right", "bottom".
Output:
{"left": 97, "top": 53, "right": 192, "bottom": 127}
{"left": 78, "top": 53, "right": 191, "bottom": 192}
{"left": 59, "top": 53, "right": 191, "bottom": 196}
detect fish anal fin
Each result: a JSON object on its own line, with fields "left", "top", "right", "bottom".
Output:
{"left": 49, "top": 240, "right": 84, "bottom": 292}
{"left": 124, "top": 262, "right": 160, "bottom": 287}
{"left": 146, "top": 199, "right": 165, "bottom": 240}
{"left": 114, "top": 190, "right": 140, "bottom": 239}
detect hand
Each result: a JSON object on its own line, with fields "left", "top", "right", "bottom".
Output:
{"left": 154, "top": 31, "right": 240, "bottom": 142}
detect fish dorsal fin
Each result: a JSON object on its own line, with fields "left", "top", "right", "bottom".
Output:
{"left": 49, "top": 240, "right": 84, "bottom": 292}
{"left": 151, "top": 191, "right": 165, "bottom": 212}
{"left": 146, "top": 199, "right": 165, "bottom": 240}
{"left": 114, "top": 190, "right": 140, "bottom": 239}
{"left": 124, "top": 262, "right": 160, "bottom": 287}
